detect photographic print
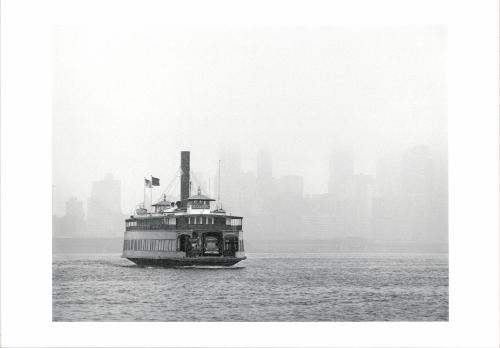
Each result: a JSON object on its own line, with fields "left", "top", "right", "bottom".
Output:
{"left": 51, "top": 26, "right": 448, "bottom": 322}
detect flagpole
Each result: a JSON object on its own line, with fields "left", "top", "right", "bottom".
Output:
{"left": 143, "top": 178, "right": 146, "bottom": 209}
{"left": 150, "top": 175, "right": 153, "bottom": 210}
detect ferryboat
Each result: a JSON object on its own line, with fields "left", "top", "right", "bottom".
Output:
{"left": 121, "top": 151, "right": 246, "bottom": 267}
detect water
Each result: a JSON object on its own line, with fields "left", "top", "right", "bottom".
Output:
{"left": 53, "top": 253, "right": 448, "bottom": 321}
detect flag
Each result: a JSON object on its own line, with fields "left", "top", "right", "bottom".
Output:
{"left": 144, "top": 178, "right": 152, "bottom": 188}
{"left": 151, "top": 176, "right": 160, "bottom": 186}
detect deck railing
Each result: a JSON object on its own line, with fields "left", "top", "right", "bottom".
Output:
{"left": 125, "top": 224, "right": 242, "bottom": 232}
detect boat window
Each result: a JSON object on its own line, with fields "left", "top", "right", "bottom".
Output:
{"left": 228, "top": 218, "right": 242, "bottom": 226}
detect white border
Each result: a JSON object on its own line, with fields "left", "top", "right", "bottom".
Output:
{"left": 1, "top": 0, "right": 499, "bottom": 347}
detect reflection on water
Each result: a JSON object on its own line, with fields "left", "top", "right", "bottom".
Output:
{"left": 53, "top": 252, "right": 448, "bottom": 321}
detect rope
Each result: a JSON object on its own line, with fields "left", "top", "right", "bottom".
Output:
{"left": 154, "top": 167, "right": 181, "bottom": 204}
{"left": 189, "top": 170, "right": 207, "bottom": 194}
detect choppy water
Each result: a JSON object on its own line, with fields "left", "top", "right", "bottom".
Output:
{"left": 53, "top": 253, "right": 448, "bottom": 321}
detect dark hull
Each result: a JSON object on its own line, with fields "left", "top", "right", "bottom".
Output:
{"left": 127, "top": 256, "right": 246, "bottom": 267}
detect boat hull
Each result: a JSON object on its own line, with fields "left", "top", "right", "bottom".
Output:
{"left": 126, "top": 256, "right": 246, "bottom": 267}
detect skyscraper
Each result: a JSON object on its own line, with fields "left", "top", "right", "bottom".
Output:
{"left": 52, "top": 197, "right": 86, "bottom": 238}
{"left": 86, "top": 174, "right": 124, "bottom": 237}
{"left": 257, "top": 148, "right": 272, "bottom": 179}
{"left": 328, "top": 151, "right": 354, "bottom": 200}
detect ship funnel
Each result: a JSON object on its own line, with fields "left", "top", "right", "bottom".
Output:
{"left": 180, "top": 151, "right": 190, "bottom": 208}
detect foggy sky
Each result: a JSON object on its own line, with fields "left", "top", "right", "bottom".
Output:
{"left": 53, "top": 26, "right": 446, "bottom": 216}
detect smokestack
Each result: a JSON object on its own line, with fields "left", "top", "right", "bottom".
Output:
{"left": 180, "top": 151, "right": 190, "bottom": 207}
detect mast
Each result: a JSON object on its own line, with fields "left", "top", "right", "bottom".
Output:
{"left": 218, "top": 160, "right": 221, "bottom": 208}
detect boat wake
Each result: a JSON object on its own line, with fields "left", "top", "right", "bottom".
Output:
{"left": 175, "top": 265, "right": 245, "bottom": 270}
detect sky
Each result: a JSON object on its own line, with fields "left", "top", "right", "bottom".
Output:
{"left": 52, "top": 26, "right": 446, "bottom": 216}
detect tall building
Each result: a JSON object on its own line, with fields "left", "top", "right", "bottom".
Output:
{"left": 371, "top": 146, "right": 447, "bottom": 244}
{"left": 328, "top": 151, "right": 354, "bottom": 200}
{"left": 255, "top": 148, "right": 276, "bottom": 208}
{"left": 52, "top": 197, "right": 87, "bottom": 238}
{"left": 257, "top": 148, "right": 272, "bottom": 179}
{"left": 301, "top": 193, "right": 333, "bottom": 240}
{"left": 273, "top": 175, "right": 304, "bottom": 239}
{"left": 87, "top": 174, "right": 124, "bottom": 238}
{"left": 277, "top": 175, "right": 303, "bottom": 198}
{"left": 252, "top": 148, "right": 278, "bottom": 240}
{"left": 66, "top": 197, "right": 85, "bottom": 220}
{"left": 89, "top": 173, "right": 121, "bottom": 213}
{"left": 372, "top": 155, "right": 404, "bottom": 241}
{"left": 351, "top": 174, "right": 376, "bottom": 238}
{"left": 400, "top": 146, "right": 434, "bottom": 242}
{"left": 375, "top": 155, "right": 401, "bottom": 197}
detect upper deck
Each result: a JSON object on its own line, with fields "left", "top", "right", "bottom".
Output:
{"left": 125, "top": 212, "right": 242, "bottom": 231}
{"left": 126, "top": 186, "right": 242, "bottom": 232}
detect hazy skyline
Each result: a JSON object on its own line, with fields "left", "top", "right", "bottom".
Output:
{"left": 53, "top": 26, "right": 446, "bottom": 216}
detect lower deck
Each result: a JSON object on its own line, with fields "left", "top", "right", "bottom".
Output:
{"left": 121, "top": 228, "right": 245, "bottom": 262}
